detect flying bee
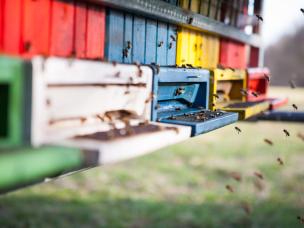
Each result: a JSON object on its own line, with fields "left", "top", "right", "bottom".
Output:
{"left": 122, "top": 48, "right": 128, "bottom": 58}
{"left": 240, "top": 89, "right": 249, "bottom": 96}
{"left": 234, "top": 126, "right": 241, "bottom": 134}
{"left": 127, "top": 41, "right": 132, "bottom": 49}
{"left": 169, "top": 115, "right": 176, "bottom": 120}
{"left": 188, "top": 17, "right": 194, "bottom": 24}
{"left": 297, "top": 132, "right": 304, "bottom": 141}
{"left": 240, "top": 202, "right": 251, "bottom": 215}
{"left": 114, "top": 71, "right": 120, "bottom": 78}
{"left": 283, "top": 129, "right": 290, "bottom": 137}
{"left": 253, "top": 178, "right": 265, "bottom": 191}
{"left": 158, "top": 41, "right": 164, "bottom": 47}
{"left": 170, "top": 35, "right": 176, "bottom": 41}
{"left": 229, "top": 172, "right": 242, "bottom": 182}
{"left": 80, "top": 117, "right": 87, "bottom": 124}
{"left": 185, "top": 64, "right": 194, "bottom": 68}
{"left": 264, "top": 138, "right": 273, "bottom": 146}
{"left": 225, "top": 185, "right": 234, "bottom": 193}
{"left": 251, "top": 91, "right": 259, "bottom": 97}
{"left": 228, "top": 67, "right": 235, "bottom": 71}
{"left": 145, "top": 92, "right": 155, "bottom": 104}
{"left": 292, "top": 104, "right": 298, "bottom": 110}
{"left": 300, "top": 8, "right": 304, "bottom": 14}
{"left": 213, "top": 94, "right": 220, "bottom": 99}
{"left": 256, "top": 14, "right": 263, "bottom": 21}
{"left": 112, "top": 61, "right": 117, "bottom": 66}
{"left": 137, "top": 68, "right": 143, "bottom": 77}
{"left": 168, "top": 42, "right": 173, "bottom": 49}
{"left": 277, "top": 157, "right": 284, "bottom": 165}
{"left": 289, "top": 80, "right": 296, "bottom": 89}
{"left": 254, "top": 171, "right": 264, "bottom": 180}
{"left": 264, "top": 74, "right": 270, "bottom": 82}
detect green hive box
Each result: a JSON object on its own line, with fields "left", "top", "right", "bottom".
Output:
{"left": 0, "top": 56, "right": 32, "bottom": 148}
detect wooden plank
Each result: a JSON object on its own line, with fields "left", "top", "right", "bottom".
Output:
{"left": 50, "top": 0, "right": 75, "bottom": 57}
{"left": 179, "top": 0, "right": 190, "bottom": 9}
{"left": 86, "top": 4, "right": 105, "bottom": 59}
{"left": 176, "top": 28, "right": 189, "bottom": 66}
{"left": 123, "top": 14, "right": 133, "bottom": 63}
{"left": 105, "top": 10, "right": 124, "bottom": 62}
{"left": 188, "top": 30, "right": 197, "bottom": 66}
{"left": 145, "top": 19, "right": 157, "bottom": 64}
{"left": 132, "top": 16, "right": 145, "bottom": 63}
{"left": 23, "top": 0, "right": 51, "bottom": 56}
{"left": 3, "top": 0, "right": 23, "bottom": 55}
{"left": 190, "top": 0, "right": 200, "bottom": 13}
{"left": 166, "top": 24, "right": 176, "bottom": 65}
{"left": 74, "top": 1, "right": 87, "bottom": 59}
{"left": 156, "top": 22, "right": 168, "bottom": 65}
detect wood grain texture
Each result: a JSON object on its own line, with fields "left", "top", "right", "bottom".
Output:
{"left": 50, "top": 0, "right": 75, "bottom": 57}
{"left": 74, "top": 1, "right": 87, "bottom": 59}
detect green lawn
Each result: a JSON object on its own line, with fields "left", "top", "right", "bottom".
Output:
{"left": 0, "top": 87, "right": 304, "bottom": 228}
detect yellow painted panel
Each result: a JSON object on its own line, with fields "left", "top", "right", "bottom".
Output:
{"left": 209, "top": 36, "right": 220, "bottom": 68}
{"left": 195, "top": 34, "right": 203, "bottom": 67}
{"left": 179, "top": 0, "right": 190, "bottom": 9}
{"left": 188, "top": 30, "right": 197, "bottom": 66}
{"left": 190, "top": 0, "right": 200, "bottom": 13}
{"left": 176, "top": 28, "right": 189, "bottom": 66}
{"left": 209, "top": 69, "right": 247, "bottom": 110}
{"left": 200, "top": 34, "right": 209, "bottom": 68}
{"left": 223, "top": 101, "right": 270, "bottom": 120}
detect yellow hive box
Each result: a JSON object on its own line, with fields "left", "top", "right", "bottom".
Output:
{"left": 209, "top": 69, "right": 270, "bottom": 120}
{"left": 176, "top": 28, "right": 219, "bottom": 69}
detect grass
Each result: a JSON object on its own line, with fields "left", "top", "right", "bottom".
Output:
{"left": 0, "top": 87, "right": 304, "bottom": 228}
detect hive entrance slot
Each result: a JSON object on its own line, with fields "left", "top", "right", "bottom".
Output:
{"left": 0, "top": 85, "right": 9, "bottom": 138}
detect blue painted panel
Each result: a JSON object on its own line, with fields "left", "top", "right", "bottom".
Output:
{"left": 156, "top": 22, "right": 168, "bottom": 65}
{"left": 132, "top": 16, "right": 146, "bottom": 63}
{"left": 123, "top": 14, "right": 133, "bottom": 63}
{"left": 145, "top": 19, "right": 157, "bottom": 64}
{"left": 106, "top": 10, "right": 124, "bottom": 62}
{"left": 167, "top": 25, "right": 177, "bottom": 65}
{"left": 150, "top": 66, "right": 238, "bottom": 136}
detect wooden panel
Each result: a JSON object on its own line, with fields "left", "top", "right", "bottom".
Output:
{"left": 167, "top": 24, "right": 177, "bottom": 65}
{"left": 50, "top": 0, "right": 75, "bottom": 57}
{"left": 123, "top": 14, "right": 133, "bottom": 63}
{"left": 220, "top": 39, "right": 246, "bottom": 69}
{"left": 3, "top": 0, "right": 23, "bottom": 55}
{"left": 179, "top": 0, "right": 190, "bottom": 9}
{"left": 200, "top": 0, "right": 209, "bottom": 16}
{"left": 190, "top": 0, "right": 200, "bottom": 13}
{"left": 188, "top": 30, "right": 197, "bottom": 66}
{"left": 249, "top": 46, "right": 259, "bottom": 67}
{"left": 86, "top": 4, "right": 105, "bottom": 59}
{"left": 145, "top": 19, "right": 157, "bottom": 64}
{"left": 132, "top": 16, "right": 145, "bottom": 63}
{"left": 156, "top": 22, "right": 168, "bottom": 65}
{"left": 74, "top": 1, "right": 87, "bottom": 59}
{"left": 176, "top": 28, "right": 189, "bottom": 66}
{"left": 105, "top": 10, "right": 124, "bottom": 62}
{"left": 23, "top": 0, "right": 51, "bottom": 56}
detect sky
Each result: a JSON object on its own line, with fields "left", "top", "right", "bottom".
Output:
{"left": 262, "top": 0, "right": 304, "bottom": 47}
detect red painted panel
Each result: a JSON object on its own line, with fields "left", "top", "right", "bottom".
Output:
{"left": 86, "top": 4, "right": 105, "bottom": 59}
{"left": 74, "top": 1, "right": 87, "bottom": 58}
{"left": 249, "top": 46, "right": 259, "bottom": 67}
{"left": 0, "top": 0, "right": 4, "bottom": 51}
{"left": 50, "top": 0, "right": 75, "bottom": 57}
{"left": 3, "top": 0, "right": 23, "bottom": 55}
{"left": 23, "top": 0, "right": 51, "bottom": 56}
{"left": 220, "top": 39, "right": 246, "bottom": 69}
{"left": 247, "top": 68, "right": 269, "bottom": 102}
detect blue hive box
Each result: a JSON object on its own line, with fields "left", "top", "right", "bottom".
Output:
{"left": 151, "top": 67, "right": 239, "bottom": 136}
{"left": 106, "top": 9, "right": 177, "bottom": 65}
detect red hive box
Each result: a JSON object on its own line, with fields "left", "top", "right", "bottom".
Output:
{"left": 0, "top": 0, "right": 105, "bottom": 59}
{"left": 247, "top": 68, "right": 288, "bottom": 110}
{"left": 247, "top": 68, "right": 269, "bottom": 102}
{"left": 220, "top": 38, "right": 246, "bottom": 69}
